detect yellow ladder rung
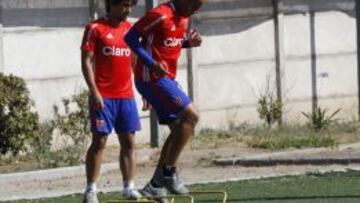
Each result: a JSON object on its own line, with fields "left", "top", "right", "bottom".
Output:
{"left": 147, "top": 194, "right": 194, "bottom": 203}
{"left": 104, "top": 200, "right": 157, "bottom": 203}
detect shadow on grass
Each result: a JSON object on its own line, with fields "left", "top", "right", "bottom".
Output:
{"left": 195, "top": 194, "right": 360, "bottom": 202}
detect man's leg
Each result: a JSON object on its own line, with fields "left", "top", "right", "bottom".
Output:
{"left": 86, "top": 133, "right": 108, "bottom": 187}
{"left": 118, "top": 133, "right": 142, "bottom": 199}
{"left": 156, "top": 130, "right": 175, "bottom": 168}
{"left": 136, "top": 78, "right": 198, "bottom": 196}
{"left": 150, "top": 104, "right": 199, "bottom": 194}
{"left": 84, "top": 133, "right": 108, "bottom": 203}
{"left": 163, "top": 103, "right": 199, "bottom": 166}
{"left": 118, "top": 133, "right": 137, "bottom": 186}
{"left": 115, "top": 97, "right": 142, "bottom": 200}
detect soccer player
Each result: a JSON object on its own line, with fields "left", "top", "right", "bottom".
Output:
{"left": 81, "top": 0, "right": 141, "bottom": 202}
{"left": 125, "top": 0, "right": 204, "bottom": 201}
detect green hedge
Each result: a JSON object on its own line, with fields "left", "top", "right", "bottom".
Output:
{"left": 0, "top": 73, "right": 40, "bottom": 155}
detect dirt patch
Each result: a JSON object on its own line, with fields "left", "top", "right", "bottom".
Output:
{"left": 3, "top": 142, "right": 360, "bottom": 201}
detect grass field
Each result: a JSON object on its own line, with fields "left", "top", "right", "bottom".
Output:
{"left": 6, "top": 170, "right": 360, "bottom": 203}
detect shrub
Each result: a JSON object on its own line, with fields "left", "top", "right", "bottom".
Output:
{"left": 257, "top": 93, "right": 282, "bottom": 127}
{"left": 31, "top": 121, "right": 55, "bottom": 167}
{"left": 52, "top": 89, "right": 91, "bottom": 166}
{"left": 302, "top": 107, "right": 341, "bottom": 131}
{"left": 0, "top": 73, "right": 40, "bottom": 155}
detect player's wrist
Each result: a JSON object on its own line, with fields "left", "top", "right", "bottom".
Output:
{"left": 150, "top": 62, "right": 167, "bottom": 76}
{"left": 89, "top": 88, "right": 101, "bottom": 98}
{"left": 149, "top": 62, "right": 158, "bottom": 70}
{"left": 182, "top": 40, "right": 191, "bottom": 48}
{"left": 150, "top": 61, "right": 161, "bottom": 71}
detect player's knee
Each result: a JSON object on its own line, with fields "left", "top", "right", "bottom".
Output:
{"left": 90, "top": 141, "right": 106, "bottom": 152}
{"left": 120, "top": 140, "right": 135, "bottom": 152}
{"left": 90, "top": 133, "right": 107, "bottom": 151}
{"left": 119, "top": 135, "right": 136, "bottom": 152}
{"left": 184, "top": 110, "right": 199, "bottom": 126}
{"left": 191, "top": 111, "right": 200, "bottom": 125}
{"left": 120, "top": 146, "right": 134, "bottom": 157}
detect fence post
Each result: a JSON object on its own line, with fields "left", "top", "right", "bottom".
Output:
{"left": 356, "top": 0, "right": 360, "bottom": 121}
{"left": 146, "top": 0, "right": 158, "bottom": 12}
{"left": 89, "top": 0, "right": 99, "bottom": 20}
{"left": 0, "top": 1, "right": 4, "bottom": 73}
{"left": 310, "top": 10, "right": 318, "bottom": 113}
{"left": 186, "top": 20, "right": 199, "bottom": 104}
{"left": 273, "top": 0, "right": 284, "bottom": 124}
{"left": 146, "top": 0, "right": 160, "bottom": 148}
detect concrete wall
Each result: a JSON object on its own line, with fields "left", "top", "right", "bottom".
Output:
{"left": 283, "top": 10, "right": 358, "bottom": 122}
{"left": 1, "top": 0, "right": 147, "bottom": 27}
{"left": 1, "top": 0, "right": 359, "bottom": 145}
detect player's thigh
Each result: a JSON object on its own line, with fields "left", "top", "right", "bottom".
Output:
{"left": 135, "top": 77, "right": 192, "bottom": 124}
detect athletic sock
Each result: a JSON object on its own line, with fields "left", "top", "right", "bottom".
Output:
{"left": 123, "top": 180, "right": 135, "bottom": 190}
{"left": 86, "top": 182, "right": 97, "bottom": 192}
{"left": 163, "top": 165, "right": 176, "bottom": 177}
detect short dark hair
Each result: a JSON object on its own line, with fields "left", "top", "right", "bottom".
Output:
{"left": 105, "top": 0, "right": 138, "bottom": 13}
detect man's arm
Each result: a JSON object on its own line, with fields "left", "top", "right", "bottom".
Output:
{"left": 130, "top": 53, "right": 137, "bottom": 72}
{"left": 125, "top": 27, "right": 168, "bottom": 76}
{"left": 81, "top": 50, "right": 104, "bottom": 110}
{"left": 125, "top": 28, "right": 156, "bottom": 68}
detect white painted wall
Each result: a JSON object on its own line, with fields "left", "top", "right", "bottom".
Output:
{"left": 283, "top": 11, "right": 357, "bottom": 122}
{"left": 2, "top": 4, "right": 358, "bottom": 144}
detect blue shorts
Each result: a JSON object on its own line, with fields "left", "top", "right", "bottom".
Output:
{"left": 89, "top": 98, "right": 141, "bottom": 135}
{"left": 135, "top": 77, "right": 192, "bottom": 125}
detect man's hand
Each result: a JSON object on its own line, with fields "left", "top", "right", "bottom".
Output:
{"left": 90, "top": 91, "right": 104, "bottom": 111}
{"left": 188, "top": 29, "right": 202, "bottom": 47}
{"left": 151, "top": 61, "right": 169, "bottom": 77}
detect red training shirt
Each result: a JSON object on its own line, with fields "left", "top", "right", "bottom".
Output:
{"left": 81, "top": 17, "right": 134, "bottom": 98}
{"left": 133, "top": 1, "right": 189, "bottom": 82}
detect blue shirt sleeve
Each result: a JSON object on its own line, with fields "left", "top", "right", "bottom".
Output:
{"left": 125, "top": 27, "right": 156, "bottom": 69}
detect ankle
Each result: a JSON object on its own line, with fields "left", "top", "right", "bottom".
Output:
{"left": 86, "top": 182, "right": 97, "bottom": 192}
{"left": 123, "top": 180, "right": 135, "bottom": 190}
{"left": 150, "top": 178, "right": 162, "bottom": 188}
{"left": 163, "top": 165, "right": 176, "bottom": 177}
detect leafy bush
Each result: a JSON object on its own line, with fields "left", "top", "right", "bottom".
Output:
{"left": 52, "top": 89, "right": 91, "bottom": 166}
{"left": 302, "top": 107, "right": 341, "bottom": 131}
{"left": 0, "top": 73, "right": 40, "bottom": 155}
{"left": 257, "top": 93, "right": 282, "bottom": 127}
{"left": 31, "top": 121, "right": 55, "bottom": 167}
{"left": 0, "top": 86, "right": 91, "bottom": 169}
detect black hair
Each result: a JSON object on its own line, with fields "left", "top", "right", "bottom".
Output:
{"left": 105, "top": 0, "right": 138, "bottom": 13}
